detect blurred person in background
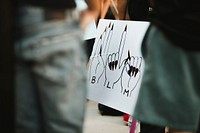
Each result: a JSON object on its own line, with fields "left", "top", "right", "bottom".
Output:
{"left": 118, "top": 1, "right": 200, "bottom": 133}
{"left": 14, "top": 0, "right": 100, "bottom": 132}
{"left": 132, "top": 0, "right": 200, "bottom": 133}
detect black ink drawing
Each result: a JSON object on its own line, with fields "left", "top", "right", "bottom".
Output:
{"left": 88, "top": 22, "right": 143, "bottom": 97}
{"left": 104, "top": 25, "right": 127, "bottom": 89}
{"left": 120, "top": 51, "right": 142, "bottom": 97}
{"left": 88, "top": 22, "right": 112, "bottom": 84}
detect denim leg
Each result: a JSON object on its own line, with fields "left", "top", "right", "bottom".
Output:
{"left": 15, "top": 5, "right": 87, "bottom": 133}
{"left": 32, "top": 28, "right": 87, "bottom": 132}
{"left": 15, "top": 64, "right": 44, "bottom": 133}
{"left": 15, "top": 6, "right": 45, "bottom": 133}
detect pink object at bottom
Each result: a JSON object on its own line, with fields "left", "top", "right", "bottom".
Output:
{"left": 130, "top": 119, "right": 137, "bottom": 133}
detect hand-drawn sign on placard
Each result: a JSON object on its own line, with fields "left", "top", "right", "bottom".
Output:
{"left": 87, "top": 19, "right": 150, "bottom": 114}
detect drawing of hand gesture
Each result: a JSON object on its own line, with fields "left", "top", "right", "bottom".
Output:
{"left": 88, "top": 23, "right": 113, "bottom": 84}
{"left": 104, "top": 25, "right": 127, "bottom": 89}
{"left": 121, "top": 51, "right": 142, "bottom": 97}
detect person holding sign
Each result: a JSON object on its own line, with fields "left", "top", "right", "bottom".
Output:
{"left": 133, "top": 0, "right": 200, "bottom": 133}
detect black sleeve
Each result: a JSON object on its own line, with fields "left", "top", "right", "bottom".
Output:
{"left": 127, "top": 0, "right": 150, "bottom": 21}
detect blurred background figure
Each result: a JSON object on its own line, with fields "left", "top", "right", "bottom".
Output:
{"left": 132, "top": 0, "right": 200, "bottom": 133}
{"left": 14, "top": 0, "right": 100, "bottom": 132}
{"left": 100, "top": 0, "right": 118, "bottom": 19}
{"left": 117, "top": 0, "right": 129, "bottom": 20}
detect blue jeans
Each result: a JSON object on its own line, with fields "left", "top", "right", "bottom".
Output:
{"left": 15, "top": 5, "right": 87, "bottom": 133}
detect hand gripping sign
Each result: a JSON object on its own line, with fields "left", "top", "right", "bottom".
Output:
{"left": 87, "top": 19, "right": 150, "bottom": 114}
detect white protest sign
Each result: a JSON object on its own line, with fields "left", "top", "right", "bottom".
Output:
{"left": 87, "top": 19, "right": 150, "bottom": 114}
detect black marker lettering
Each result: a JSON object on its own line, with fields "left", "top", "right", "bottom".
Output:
{"left": 91, "top": 76, "right": 96, "bottom": 84}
